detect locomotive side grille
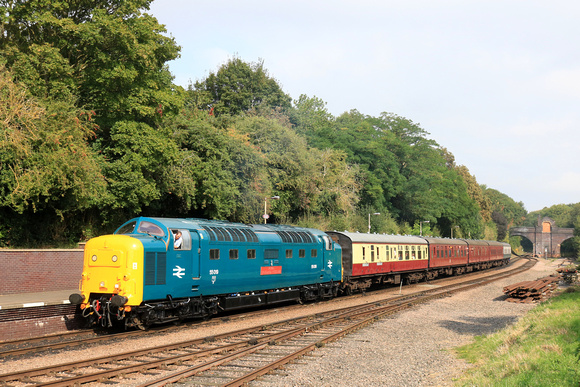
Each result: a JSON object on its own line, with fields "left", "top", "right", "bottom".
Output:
{"left": 275, "top": 230, "right": 315, "bottom": 244}
{"left": 203, "top": 226, "right": 217, "bottom": 241}
{"left": 212, "top": 227, "right": 228, "bottom": 241}
{"left": 145, "top": 252, "right": 166, "bottom": 286}
{"left": 277, "top": 231, "right": 291, "bottom": 243}
{"left": 240, "top": 228, "right": 259, "bottom": 242}
{"left": 156, "top": 252, "right": 166, "bottom": 285}
{"left": 201, "top": 226, "right": 259, "bottom": 243}
{"left": 145, "top": 252, "right": 156, "bottom": 285}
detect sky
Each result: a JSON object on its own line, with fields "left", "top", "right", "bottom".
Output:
{"left": 149, "top": 0, "right": 580, "bottom": 213}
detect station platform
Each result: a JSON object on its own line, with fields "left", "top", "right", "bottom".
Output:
{"left": 0, "top": 289, "right": 77, "bottom": 310}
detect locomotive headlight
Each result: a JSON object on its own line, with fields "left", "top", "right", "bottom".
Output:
{"left": 99, "top": 281, "right": 106, "bottom": 288}
{"left": 112, "top": 255, "right": 118, "bottom": 262}
{"left": 91, "top": 255, "right": 97, "bottom": 262}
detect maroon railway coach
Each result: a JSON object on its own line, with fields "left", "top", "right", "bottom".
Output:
{"left": 327, "top": 231, "right": 511, "bottom": 294}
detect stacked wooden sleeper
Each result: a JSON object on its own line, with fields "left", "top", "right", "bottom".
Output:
{"left": 503, "top": 275, "right": 560, "bottom": 303}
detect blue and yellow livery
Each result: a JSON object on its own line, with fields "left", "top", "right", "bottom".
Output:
{"left": 70, "top": 217, "right": 342, "bottom": 328}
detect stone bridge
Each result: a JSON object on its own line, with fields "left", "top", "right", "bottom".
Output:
{"left": 509, "top": 216, "right": 574, "bottom": 258}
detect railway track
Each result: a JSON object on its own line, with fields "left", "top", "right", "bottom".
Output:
{"left": 0, "top": 258, "right": 536, "bottom": 386}
{"left": 0, "top": 256, "right": 524, "bottom": 358}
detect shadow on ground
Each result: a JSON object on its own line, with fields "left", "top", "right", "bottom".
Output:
{"left": 438, "top": 315, "right": 519, "bottom": 336}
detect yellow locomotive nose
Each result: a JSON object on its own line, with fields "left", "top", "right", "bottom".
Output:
{"left": 73, "top": 234, "right": 144, "bottom": 307}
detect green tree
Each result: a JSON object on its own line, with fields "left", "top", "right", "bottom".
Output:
{"left": 483, "top": 187, "right": 527, "bottom": 226}
{"left": 169, "top": 112, "right": 269, "bottom": 222}
{"left": 0, "top": 0, "right": 182, "bottom": 132}
{"left": 448, "top": 155, "right": 492, "bottom": 222}
{"left": 97, "top": 120, "right": 186, "bottom": 224}
{"left": 0, "top": 66, "right": 106, "bottom": 245}
{"left": 190, "top": 57, "right": 292, "bottom": 118}
{"left": 234, "top": 116, "right": 360, "bottom": 220}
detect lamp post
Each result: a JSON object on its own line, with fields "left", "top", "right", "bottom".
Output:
{"left": 368, "top": 212, "right": 380, "bottom": 233}
{"left": 420, "top": 220, "right": 430, "bottom": 236}
{"left": 263, "top": 196, "right": 280, "bottom": 224}
{"left": 451, "top": 225, "right": 459, "bottom": 239}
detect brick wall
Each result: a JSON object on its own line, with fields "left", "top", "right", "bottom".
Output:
{"left": 0, "top": 250, "right": 83, "bottom": 294}
{"left": 0, "top": 312, "right": 81, "bottom": 341}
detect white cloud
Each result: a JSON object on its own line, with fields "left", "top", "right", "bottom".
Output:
{"left": 543, "top": 68, "right": 580, "bottom": 99}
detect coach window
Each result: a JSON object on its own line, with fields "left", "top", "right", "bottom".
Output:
{"left": 247, "top": 249, "right": 256, "bottom": 259}
{"left": 362, "top": 247, "right": 366, "bottom": 260}
{"left": 210, "top": 249, "right": 220, "bottom": 260}
{"left": 371, "top": 245, "right": 375, "bottom": 262}
{"left": 417, "top": 249, "right": 422, "bottom": 260}
{"left": 286, "top": 249, "right": 293, "bottom": 259}
{"left": 398, "top": 250, "right": 403, "bottom": 260}
{"left": 299, "top": 249, "right": 306, "bottom": 258}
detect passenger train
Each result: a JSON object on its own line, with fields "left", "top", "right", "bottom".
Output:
{"left": 69, "top": 217, "right": 511, "bottom": 329}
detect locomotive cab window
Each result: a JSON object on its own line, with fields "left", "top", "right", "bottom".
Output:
{"left": 137, "top": 221, "right": 165, "bottom": 237}
{"left": 171, "top": 229, "right": 192, "bottom": 251}
{"left": 117, "top": 221, "right": 136, "bottom": 234}
{"left": 322, "top": 235, "right": 333, "bottom": 250}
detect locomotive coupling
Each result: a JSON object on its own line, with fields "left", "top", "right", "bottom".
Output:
{"left": 111, "top": 295, "right": 129, "bottom": 307}
{"left": 69, "top": 293, "right": 85, "bottom": 305}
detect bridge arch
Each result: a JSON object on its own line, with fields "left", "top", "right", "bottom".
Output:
{"left": 509, "top": 216, "right": 574, "bottom": 258}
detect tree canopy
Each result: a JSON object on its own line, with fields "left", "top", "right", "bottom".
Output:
{"left": 0, "top": 1, "right": 539, "bottom": 248}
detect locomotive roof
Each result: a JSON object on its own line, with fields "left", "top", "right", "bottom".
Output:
{"left": 140, "top": 217, "right": 325, "bottom": 234}
{"left": 327, "top": 231, "right": 428, "bottom": 245}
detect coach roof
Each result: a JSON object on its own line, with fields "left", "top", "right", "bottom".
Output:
{"left": 328, "top": 231, "right": 428, "bottom": 245}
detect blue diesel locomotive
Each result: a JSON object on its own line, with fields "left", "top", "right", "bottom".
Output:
{"left": 69, "top": 217, "right": 342, "bottom": 329}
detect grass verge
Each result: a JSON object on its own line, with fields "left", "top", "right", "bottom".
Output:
{"left": 455, "top": 286, "right": 580, "bottom": 386}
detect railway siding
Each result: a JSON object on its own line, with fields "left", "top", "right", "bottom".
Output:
{"left": 249, "top": 258, "right": 566, "bottom": 386}
{"left": 0, "top": 258, "right": 556, "bottom": 386}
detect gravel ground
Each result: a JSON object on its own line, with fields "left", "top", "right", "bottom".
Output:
{"left": 248, "top": 258, "right": 569, "bottom": 387}
{"left": 0, "top": 258, "right": 568, "bottom": 386}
